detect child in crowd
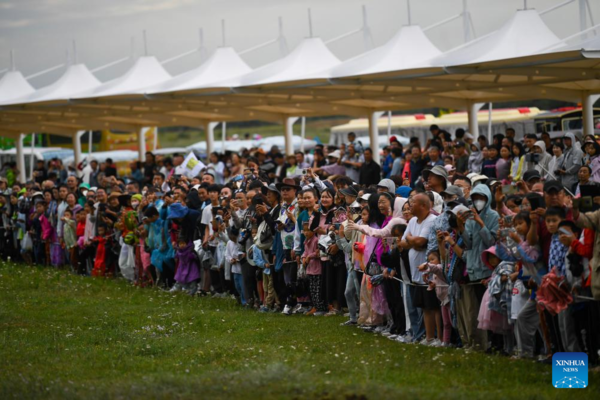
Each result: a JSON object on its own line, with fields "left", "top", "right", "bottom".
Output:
{"left": 226, "top": 227, "right": 246, "bottom": 306}
{"left": 251, "top": 225, "right": 279, "bottom": 312}
{"left": 419, "top": 249, "right": 450, "bottom": 347}
{"left": 175, "top": 239, "right": 200, "bottom": 296}
{"left": 61, "top": 209, "right": 78, "bottom": 272}
{"left": 481, "top": 145, "right": 499, "bottom": 179}
{"left": 302, "top": 222, "right": 325, "bottom": 316}
{"left": 31, "top": 200, "right": 50, "bottom": 265}
{"left": 75, "top": 208, "right": 88, "bottom": 274}
{"left": 92, "top": 224, "right": 109, "bottom": 277}
{"left": 480, "top": 246, "right": 516, "bottom": 355}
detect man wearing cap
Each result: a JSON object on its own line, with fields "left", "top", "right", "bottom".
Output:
{"left": 422, "top": 166, "right": 448, "bottom": 194}
{"left": 339, "top": 186, "right": 359, "bottom": 207}
{"left": 313, "top": 150, "right": 345, "bottom": 177}
{"left": 426, "top": 185, "right": 464, "bottom": 257}
{"left": 255, "top": 183, "right": 284, "bottom": 310}
{"left": 275, "top": 178, "right": 300, "bottom": 316}
{"left": 377, "top": 178, "right": 396, "bottom": 195}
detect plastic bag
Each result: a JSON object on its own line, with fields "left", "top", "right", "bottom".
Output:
{"left": 118, "top": 242, "right": 135, "bottom": 282}
{"left": 21, "top": 232, "right": 33, "bottom": 252}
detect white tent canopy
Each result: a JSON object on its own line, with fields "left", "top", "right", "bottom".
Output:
{"left": 329, "top": 25, "right": 442, "bottom": 78}
{"left": 73, "top": 56, "right": 171, "bottom": 99}
{"left": 432, "top": 9, "right": 562, "bottom": 66}
{"left": 146, "top": 47, "right": 251, "bottom": 95}
{"left": 222, "top": 37, "right": 341, "bottom": 87}
{"left": 0, "top": 71, "right": 35, "bottom": 103}
{"left": 2, "top": 63, "right": 100, "bottom": 106}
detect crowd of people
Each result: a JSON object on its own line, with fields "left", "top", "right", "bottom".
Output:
{"left": 1, "top": 125, "right": 599, "bottom": 364}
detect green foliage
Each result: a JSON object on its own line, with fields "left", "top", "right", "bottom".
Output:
{"left": 0, "top": 262, "right": 596, "bottom": 399}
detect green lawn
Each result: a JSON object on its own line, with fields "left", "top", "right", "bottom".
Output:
{"left": 0, "top": 262, "right": 597, "bottom": 400}
{"left": 157, "top": 117, "right": 349, "bottom": 148}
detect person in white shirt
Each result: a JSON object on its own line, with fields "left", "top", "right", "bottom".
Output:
{"left": 401, "top": 193, "right": 439, "bottom": 346}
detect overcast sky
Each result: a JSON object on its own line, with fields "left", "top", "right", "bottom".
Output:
{"left": 1, "top": 0, "right": 599, "bottom": 88}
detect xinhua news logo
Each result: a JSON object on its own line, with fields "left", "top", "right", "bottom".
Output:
{"left": 552, "top": 352, "right": 588, "bottom": 389}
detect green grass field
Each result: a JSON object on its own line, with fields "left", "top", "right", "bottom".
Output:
{"left": 0, "top": 262, "right": 597, "bottom": 400}
{"left": 157, "top": 117, "right": 348, "bottom": 148}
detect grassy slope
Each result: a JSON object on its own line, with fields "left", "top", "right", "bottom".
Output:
{"left": 158, "top": 117, "right": 348, "bottom": 148}
{"left": 0, "top": 262, "right": 597, "bottom": 400}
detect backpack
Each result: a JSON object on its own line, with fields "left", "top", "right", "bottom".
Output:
{"left": 254, "top": 220, "right": 273, "bottom": 251}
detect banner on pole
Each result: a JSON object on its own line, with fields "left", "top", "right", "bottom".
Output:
{"left": 175, "top": 152, "right": 206, "bottom": 178}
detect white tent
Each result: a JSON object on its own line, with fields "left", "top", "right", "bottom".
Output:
{"left": 224, "top": 37, "right": 341, "bottom": 87}
{"left": 0, "top": 63, "right": 100, "bottom": 182}
{"left": 329, "top": 25, "right": 442, "bottom": 78}
{"left": 0, "top": 70, "right": 35, "bottom": 103}
{"left": 0, "top": 70, "right": 36, "bottom": 181}
{"left": 145, "top": 47, "right": 251, "bottom": 95}
{"left": 431, "top": 9, "right": 562, "bottom": 66}
{"left": 71, "top": 56, "right": 172, "bottom": 163}
{"left": 2, "top": 63, "right": 100, "bottom": 106}
{"left": 73, "top": 56, "right": 171, "bottom": 99}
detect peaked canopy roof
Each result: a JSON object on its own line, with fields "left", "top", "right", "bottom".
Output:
{"left": 2, "top": 63, "right": 101, "bottom": 106}
{"left": 0, "top": 70, "right": 35, "bottom": 103}
{"left": 146, "top": 47, "right": 251, "bottom": 95}
{"left": 329, "top": 25, "right": 442, "bottom": 78}
{"left": 224, "top": 37, "right": 341, "bottom": 87}
{"left": 73, "top": 56, "right": 171, "bottom": 99}
{"left": 432, "top": 9, "right": 562, "bottom": 66}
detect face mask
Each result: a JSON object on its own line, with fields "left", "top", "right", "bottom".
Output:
{"left": 131, "top": 201, "right": 140, "bottom": 208}
{"left": 474, "top": 200, "right": 486, "bottom": 212}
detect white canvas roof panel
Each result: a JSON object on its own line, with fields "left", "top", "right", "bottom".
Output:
{"left": 146, "top": 47, "right": 251, "bottom": 95}
{"left": 330, "top": 25, "right": 442, "bottom": 78}
{"left": 73, "top": 56, "right": 171, "bottom": 99}
{"left": 2, "top": 64, "right": 101, "bottom": 105}
{"left": 0, "top": 71, "right": 35, "bottom": 103}
{"left": 224, "top": 37, "right": 341, "bottom": 87}
{"left": 432, "top": 9, "right": 562, "bottom": 66}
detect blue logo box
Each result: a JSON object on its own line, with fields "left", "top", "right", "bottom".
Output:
{"left": 552, "top": 352, "right": 588, "bottom": 389}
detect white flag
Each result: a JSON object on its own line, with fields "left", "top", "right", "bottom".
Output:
{"left": 175, "top": 152, "right": 206, "bottom": 178}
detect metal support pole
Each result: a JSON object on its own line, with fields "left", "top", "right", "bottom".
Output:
{"left": 138, "top": 127, "right": 146, "bottom": 162}
{"left": 468, "top": 103, "right": 484, "bottom": 141}
{"left": 368, "top": 111, "right": 384, "bottom": 165}
{"left": 583, "top": 93, "right": 600, "bottom": 137}
{"left": 387, "top": 111, "right": 392, "bottom": 140}
{"left": 284, "top": 117, "right": 299, "bottom": 156}
{"left": 487, "top": 102, "right": 493, "bottom": 144}
{"left": 29, "top": 133, "right": 35, "bottom": 181}
{"left": 300, "top": 117, "right": 306, "bottom": 152}
{"left": 16, "top": 134, "right": 25, "bottom": 183}
{"left": 205, "top": 121, "right": 218, "bottom": 155}
{"left": 73, "top": 130, "right": 84, "bottom": 169}
{"left": 221, "top": 122, "right": 227, "bottom": 153}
